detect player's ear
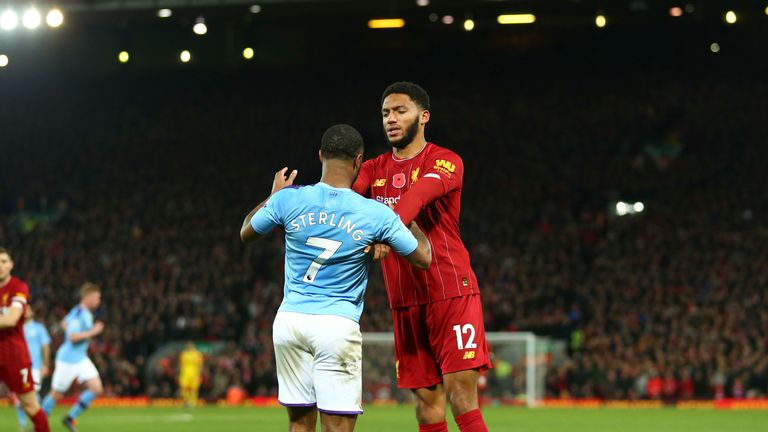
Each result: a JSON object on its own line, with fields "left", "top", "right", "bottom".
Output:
{"left": 421, "top": 109, "right": 430, "bottom": 125}
{"left": 318, "top": 149, "right": 324, "bottom": 162}
{"left": 354, "top": 153, "right": 363, "bottom": 171}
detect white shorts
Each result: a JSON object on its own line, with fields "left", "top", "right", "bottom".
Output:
{"left": 51, "top": 358, "right": 100, "bottom": 393}
{"left": 273, "top": 312, "right": 363, "bottom": 415}
{"left": 31, "top": 369, "right": 41, "bottom": 393}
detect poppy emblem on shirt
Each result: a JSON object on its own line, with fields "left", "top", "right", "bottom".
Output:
{"left": 392, "top": 173, "right": 407, "bottom": 189}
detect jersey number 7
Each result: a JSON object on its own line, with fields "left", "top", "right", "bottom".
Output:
{"left": 303, "top": 237, "right": 342, "bottom": 283}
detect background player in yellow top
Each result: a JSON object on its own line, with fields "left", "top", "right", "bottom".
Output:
{"left": 178, "top": 341, "right": 203, "bottom": 407}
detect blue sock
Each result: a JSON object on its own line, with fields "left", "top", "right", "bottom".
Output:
{"left": 68, "top": 390, "right": 97, "bottom": 420}
{"left": 41, "top": 394, "right": 56, "bottom": 416}
{"left": 15, "top": 397, "right": 27, "bottom": 427}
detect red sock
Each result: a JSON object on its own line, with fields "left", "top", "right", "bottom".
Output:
{"left": 30, "top": 409, "right": 50, "bottom": 432}
{"left": 455, "top": 409, "right": 488, "bottom": 432}
{"left": 419, "top": 421, "right": 448, "bottom": 432}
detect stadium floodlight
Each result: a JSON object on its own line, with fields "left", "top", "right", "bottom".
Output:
{"left": 669, "top": 7, "right": 683, "bottom": 17}
{"left": 118, "top": 51, "right": 129, "bottom": 63}
{"left": 1, "top": 10, "right": 19, "bottom": 31}
{"left": 442, "top": 15, "right": 454, "bottom": 25}
{"left": 367, "top": 18, "right": 405, "bottom": 29}
{"left": 180, "top": 50, "right": 191, "bottom": 63}
{"left": 22, "top": 8, "right": 41, "bottom": 29}
{"left": 710, "top": 42, "right": 720, "bottom": 53}
{"left": 193, "top": 18, "right": 207, "bottom": 35}
{"left": 463, "top": 19, "right": 475, "bottom": 31}
{"left": 0, "top": 54, "right": 8, "bottom": 68}
{"left": 242, "top": 47, "right": 254, "bottom": 60}
{"left": 46, "top": 8, "right": 63, "bottom": 28}
{"left": 249, "top": 4, "right": 262, "bottom": 14}
{"left": 157, "top": 8, "right": 172, "bottom": 18}
{"left": 416, "top": 0, "right": 429, "bottom": 7}
{"left": 497, "top": 14, "right": 536, "bottom": 24}
{"left": 616, "top": 202, "right": 628, "bottom": 216}
{"left": 595, "top": 14, "right": 607, "bottom": 28}
{"left": 633, "top": 202, "right": 645, "bottom": 213}
{"left": 725, "top": 10, "right": 737, "bottom": 24}
{"left": 428, "top": 13, "right": 438, "bottom": 22}
{"left": 765, "top": 6, "right": 768, "bottom": 16}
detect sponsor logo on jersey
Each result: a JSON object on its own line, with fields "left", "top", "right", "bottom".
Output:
{"left": 411, "top": 168, "right": 420, "bottom": 184}
{"left": 433, "top": 159, "right": 456, "bottom": 177}
{"left": 373, "top": 178, "right": 386, "bottom": 187}
{"left": 392, "top": 173, "right": 406, "bottom": 189}
{"left": 376, "top": 196, "right": 401, "bottom": 205}
{"left": 463, "top": 351, "right": 476, "bottom": 360}
{"left": 435, "top": 159, "right": 456, "bottom": 173}
{"left": 462, "top": 277, "right": 469, "bottom": 287}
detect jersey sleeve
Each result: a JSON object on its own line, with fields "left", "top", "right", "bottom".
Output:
{"left": 376, "top": 208, "right": 419, "bottom": 257}
{"left": 420, "top": 150, "right": 464, "bottom": 195}
{"left": 352, "top": 159, "right": 375, "bottom": 197}
{"left": 10, "top": 282, "right": 29, "bottom": 309}
{"left": 393, "top": 150, "right": 465, "bottom": 224}
{"left": 250, "top": 188, "right": 293, "bottom": 234}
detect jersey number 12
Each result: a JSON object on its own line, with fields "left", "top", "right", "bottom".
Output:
{"left": 303, "top": 237, "right": 342, "bottom": 283}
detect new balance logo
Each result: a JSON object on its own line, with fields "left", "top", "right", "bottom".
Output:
{"left": 463, "top": 351, "right": 476, "bottom": 360}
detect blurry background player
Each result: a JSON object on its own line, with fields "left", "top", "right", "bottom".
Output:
{"left": 0, "top": 248, "right": 50, "bottom": 432}
{"left": 42, "top": 283, "right": 105, "bottom": 432}
{"left": 352, "top": 82, "right": 492, "bottom": 432}
{"left": 179, "top": 341, "right": 204, "bottom": 407}
{"left": 15, "top": 307, "right": 52, "bottom": 431}
{"left": 240, "top": 124, "right": 432, "bottom": 432}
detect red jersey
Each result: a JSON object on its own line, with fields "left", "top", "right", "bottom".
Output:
{"left": 353, "top": 142, "right": 479, "bottom": 308}
{"left": 0, "top": 276, "right": 31, "bottom": 365}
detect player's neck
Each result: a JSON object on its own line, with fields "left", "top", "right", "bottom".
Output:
{"left": 392, "top": 137, "right": 428, "bottom": 160}
{"left": 0, "top": 275, "right": 10, "bottom": 287}
{"left": 320, "top": 162, "right": 354, "bottom": 189}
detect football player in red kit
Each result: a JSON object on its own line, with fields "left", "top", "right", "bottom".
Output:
{"left": 0, "top": 247, "right": 50, "bottom": 432}
{"left": 353, "top": 82, "right": 491, "bottom": 432}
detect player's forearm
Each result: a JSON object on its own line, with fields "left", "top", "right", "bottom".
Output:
{"left": 0, "top": 306, "right": 23, "bottom": 328}
{"left": 43, "top": 345, "right": 51, "bottom": 368}
{"left": 69, "top": 331, "right": 96, "bottom": 343}
{"left": 407, "top": 222, "right": 432, "bottom": 269}
{"left": 394, "top": 179, "right": 444, "bottom": 225}
{"left": 240, "top": 197, "right": 270, "bottom": 243}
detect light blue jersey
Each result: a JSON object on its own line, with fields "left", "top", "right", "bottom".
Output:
{"left": 250, "top": 182, "right": 418, "bottom": 322}
{"left": 56, "top": 305, "right": 94, "bottom": 364}
{"left": 24, "top": 320, "right": 51, "bottom": 371}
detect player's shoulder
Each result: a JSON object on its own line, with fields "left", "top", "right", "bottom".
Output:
{"left": 426, "top": 142, "right": 463, "bottom": 163}
{"left": 9, "top": 276, "right": 29, "bottom": 292}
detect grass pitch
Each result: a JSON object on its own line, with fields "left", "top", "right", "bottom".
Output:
{"left": 2, "top": 405, "right": 766, "bottom": 431}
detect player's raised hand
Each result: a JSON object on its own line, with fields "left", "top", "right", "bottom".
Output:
{"left": 365, "top": 243, "right": 392, "bottom": 261}
{"left": 272, "top": 167, "right": 298, "bottom": 194}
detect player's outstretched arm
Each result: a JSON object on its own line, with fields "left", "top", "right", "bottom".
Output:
{"left": 0, "top": 305, "right": 23, "bottom": 328}
{"left": 402, "top": 222, "right": 432, "bottom": 270}
{"left": 240, "top": 167, "right": 297, "bottom": 243}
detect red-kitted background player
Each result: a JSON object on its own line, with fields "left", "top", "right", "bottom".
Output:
{"left": 0, "top": 247, "right": 50, "bottom": 432}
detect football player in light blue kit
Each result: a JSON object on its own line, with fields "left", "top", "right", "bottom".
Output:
{"left": 241, "top": 124, "right": 432, "bottom": 432}
{"left": 15, "top": 307, "right": 51, "bottom": 431}
{"left": 41, "top": 283, "right": 104, "bottom": 432}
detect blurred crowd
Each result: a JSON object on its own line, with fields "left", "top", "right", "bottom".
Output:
{"left": 0, "top": 65, "right": 765, "bottom": 401}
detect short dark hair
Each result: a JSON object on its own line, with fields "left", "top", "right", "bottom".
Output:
{"left": 320, "top": 124, "right": 364, "bottom": 160}
{"left": 382, "top": 81, "right": 430, "bottom": 110}
{"left": 0, "top": 247, "right": 11, "bottom": 260}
